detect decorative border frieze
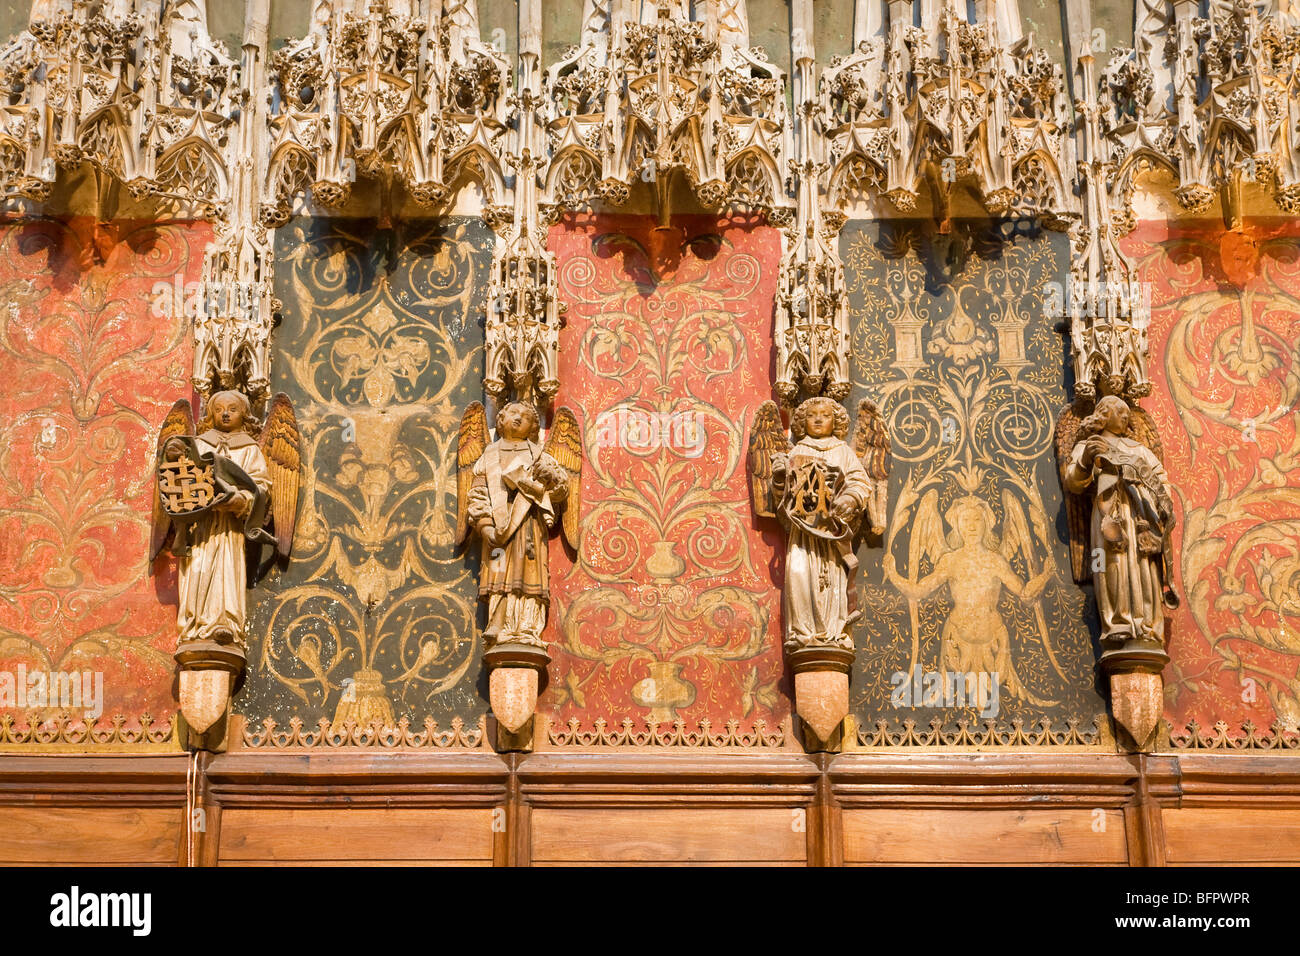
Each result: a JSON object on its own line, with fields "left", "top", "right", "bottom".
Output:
{"left": 236, "top": 715, "right": 489, "bottom": 750}
{"left": 0, "top": 713, "right": 181, "bottom": 751}
{"left": 544, "top": 716, "right": 791, "bottom": 749}
{"left": 850, "top": 714, "right": 1114, "bottom": 751}
{"left": 1167, "top": 721, "right": 1300, "bottom": 751}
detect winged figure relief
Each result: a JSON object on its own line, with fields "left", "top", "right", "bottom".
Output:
{"left": 1056, "top": 393, "right": 1168, "bottom": 584}
{"left": 152, "top": 390, "right": 301, "bottom": 647}
{"left": 457, "top": 400, "right": 582, "bottom": 649}
{"left": 749, "top": 397, "right": 892, "bottom": 651}
{"left": 1059, "top": 394, "right": 1179, "bottom": 647}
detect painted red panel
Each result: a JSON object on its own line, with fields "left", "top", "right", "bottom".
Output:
{"left": 0, "top": 218, "right": 205, "bottom": 724}
{"left": 1125, "top": 219, "right": 1300, "bottom": 733}
{"left": 541, "top": 214, "right": 789, "bottom": 729}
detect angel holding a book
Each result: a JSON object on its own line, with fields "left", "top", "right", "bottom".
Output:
{"left": 1060, "top": 394, "right": 1178, "bottom": 646}
{"left": 750, "top": 396, "right": 890, "bottom": 651}
{"left": 457, "top": 401, "right": 582, "bottom": 649}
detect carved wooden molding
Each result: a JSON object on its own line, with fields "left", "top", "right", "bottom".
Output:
{"left": 0, "top": 713, "right": 181, "bottom": 752}
{"left": 235, "top": 714, "right": 490, "bottom": 750}
{"left": 1168, "top": 720, "right": 1300, "bottom": 751}
{"left": 850, "top": 714, "right": 1114, "bottom": 750}
{"left": 543, "top": 715, "right": 792, "bottom": 749}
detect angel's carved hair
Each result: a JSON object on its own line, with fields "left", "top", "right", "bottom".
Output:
{"left": 198, "top": 389, "right": 260, "bottom": 437}
{"left": 791, "top": 397, "right": 849, "bottom": 441}
{"left": 1079, "top": 394, "right": 1128, "bottom": 439}
{"left": 497, "top": 401, "right": 540, "bottom": 442}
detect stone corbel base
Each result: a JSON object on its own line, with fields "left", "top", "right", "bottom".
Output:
{"left": 788, "top": 644, "right": 854, "bottom": 753}
{"left": 1101, "top": 637, "right": 1170, "bottom": 752}
{"left": 174, "top": 640, "right": 246, "bottom": 752}
{"left": 484, "top": 642, "right": 550, "bottom": 752}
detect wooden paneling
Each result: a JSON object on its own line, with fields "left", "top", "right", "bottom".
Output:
{"left": 221, "top": 859, "right": 494, "bottom": 867}
{"left": 530, "top": 807, "right": 807, "bottom": 864}
{"left": 842, "top": 808, "right": 1129, "bottom": 865}
{"left": 0, "top": 808, "right": 181, "bottom": 865}
{"left": 0, "top": 751, "right": 1297, "bottom": 866}
{"left": 1163, "top": 808, "right": 1300, "bottom": 864}
{"left": 217, "top": 808, "right": 495, "bottom": 865}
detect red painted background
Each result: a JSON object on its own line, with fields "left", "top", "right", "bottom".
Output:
{"left": 1125, "top": 219, "right": 1300, "bottom": 734}
{"left": 540, "top": 213, "right": 790, "bottom": 730}
{"left": 0, "top": 218, "right": 206, "bottom": 725}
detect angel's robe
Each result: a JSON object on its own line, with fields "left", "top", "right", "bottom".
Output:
{"left": 176, "top": 429, "right": 269, "bottom": 645}
{"left": 467, "top": 438, "right": 561, "bottom": 648}
{"left": 1063, "top": 431, "right": 1176, "bottom": 644}
{"left": 776, "top": 435, "right": 872, "bottom": 649}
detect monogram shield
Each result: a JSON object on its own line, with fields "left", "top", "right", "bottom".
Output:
{"left": 157, "top": 438, "right": 218, "bottom": 517}
{"left": 784, "top": 458, "right": 841, "bottom": 535}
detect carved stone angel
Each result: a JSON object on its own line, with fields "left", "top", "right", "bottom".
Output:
{"left": 152, "top": 390, "right": 301, "bottom": 649}
{"left": 750, "top": 396, "right": 891, "bottom": 652}
{"left": 457, "top": 401, "right": 582, "bottom": 649}
{"left": 1057, "top": 394, "right": 1178, "bottom": 649}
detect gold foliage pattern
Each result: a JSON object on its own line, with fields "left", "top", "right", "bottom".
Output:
{"left": 844, "top": 222, "right": 1106, "bottom": 734}
{"left": 240, "top": 218, "right": 494, "bottom": 728}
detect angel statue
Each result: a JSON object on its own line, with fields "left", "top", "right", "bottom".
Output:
{"left": 884, "top": 469, "right": 1061, "bottom": 706}
{"left": 457, "top": 401, "right": 582, "bottom": 649}
{"left": 151, "top": 390, "right": 301, "bottom": 648}
{"left": 749, "top": 396, "right": 890, "bottom": 651}
{"left": 1059, "top": 394, "right": 1178, "bottom": 648}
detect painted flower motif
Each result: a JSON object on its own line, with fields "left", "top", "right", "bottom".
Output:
{"left": 927, "top": 297, "right": 994, "bottom": 367}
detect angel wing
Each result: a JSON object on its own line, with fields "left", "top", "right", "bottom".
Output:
{"left": 1054, "top": 399, "right": 1091, "bottom": 584}
{"left": 998, "top": 488, "right": 1036, "bottom": 567}
{"left": 542, "top": 405, "right": 584, "bottom": 550}
{"left": 900, "top": 487, "right": 945, "bottom": 677}
{"left": 747, "top": 400, "right": 789, "bottom": 519}
{"left": 850, "top": 398, "right": 891, "bottom": 535}
{"left": 909, "top": 488, "right": 946, "bottom": 576}
{"left": 455, "top": 402, "right": 488, "bottom": 546}
{"left": 260, "top": 393, "right": 302, "bottom": 561}
{"left": 150, "top": 398, "right": 194, "bottom": 561}
{"left": 998, "top": 488, "right": 1068, "bottom": 691}
{"left": 1126, "top": 402, "right": 1164, "bottom": 463}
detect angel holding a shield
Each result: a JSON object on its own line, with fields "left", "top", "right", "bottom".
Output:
{"left": 750, "top": 397, "right": 890, "bottom": 651}
{"left": 456, "top": 401, "right": 582, "bottom": 649}
{"left": 151, "top": 390, "right": 300, "bottom": 648}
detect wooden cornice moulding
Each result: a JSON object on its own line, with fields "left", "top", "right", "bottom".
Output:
{"left": 0, "top": 754, "right": 191, "bottom": 808}
{"left": 826, "top": 751, "right": 1145, "bottom": 805}
{"left": 515, "top": 749, "right": 822, "bottom": 798}
{"left": 202, "top": 751, "right": 511, "bottom": 807}
{"left": 1167, "top": 753, "right": 1300, "bottom": 805}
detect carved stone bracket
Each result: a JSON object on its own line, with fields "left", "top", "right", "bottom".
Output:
{"left": 174, "top": 638, "right": 244, "bottom": 750}
{"left": 261, "top": 0, "right": 510, "bottom": 225}
{"left": 483, "top": 641, "right": 550, "bottom": 752}
{"left": 787, "top": 643, "right": 854, "bottom": 751}
{"left": 540, "top": 0, "right": 791, "bottom": 224}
